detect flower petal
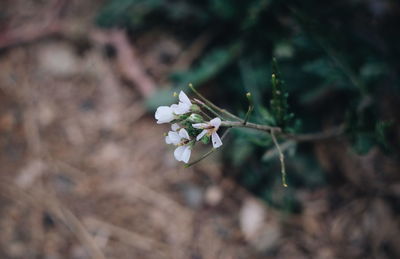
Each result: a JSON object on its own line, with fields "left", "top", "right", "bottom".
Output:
{"left": 171, "top": 123, "right": 180, "bottom": 131}
{"left": 173, "top": 102, "right": 191, "bottom": 115}
{"left": 192, "top": 123, "right": 208, "bottom": 129}
{"left": 155, "top": 106, "right": 174, "bottom": 124}
{"left": 166, "top": 131, "right": 181, "bottom": 145}
{"left": 196, "top": 129, "right": 208, "bottom": 141}
{"left": 211, "top": 132, "right": 223, "bottom": 148}
{"left": 179, "top": 91, "right": 192, "bottom": 105}
{"left": 209, "top": 117, "right": 221, "bottom": 129}
{"left": 179, "top": 128, "right": 190, "bottom": 140}
{"left": 174, "top": 146, "right": 186, "bottom": 161}
{"left": 181, "top": 146, "right": 192, "bottom": 163}
{"left": 165, "top": 135, "right": 172, "bottom": 144}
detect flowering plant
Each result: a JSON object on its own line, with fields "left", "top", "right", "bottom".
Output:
{"left": 156, "top": 79, "right": 345, "bottom": 187}
{"left": 155, "top": 90, "right": 224, "bottom": 164}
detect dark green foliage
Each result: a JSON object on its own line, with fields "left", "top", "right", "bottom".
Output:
{"left": 346, "top": 104, "right": 393, "bottom": 154}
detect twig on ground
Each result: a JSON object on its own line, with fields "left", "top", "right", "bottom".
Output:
{"left": 53, "top": 204, "right": 107, "bottom": 259}
{"left": 90, "top": 29, "right": 156, "bottom": 98}
{"left": 0, "top": 0, "right": 67, "bottom": 49}
{"left": 173, "top": 32, "right": 213, "bottom": 71}
{"left": 84, "top": 217, "right": 171, "bottom": 258}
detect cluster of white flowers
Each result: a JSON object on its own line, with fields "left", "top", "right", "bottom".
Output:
{"left": 155, "top": 91, "right": 223, "bottom": 163}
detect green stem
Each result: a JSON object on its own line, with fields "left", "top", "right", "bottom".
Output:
{"left": 243, "top": 92, "right": 253, "bottom": 125}
{"left": 185, "top": 128, "right": 231, "bottom": 167}
{"left": 271, "top": 130, "right": 288, "bottom": 187}
{"left": 193, "top": 98, "right": 224, "bottom": 119}
{"left": 221, "top": 120, "right": 281, "bottom": 133}
{"left": 189, "top": 83, "right": 243, "bottom": 122}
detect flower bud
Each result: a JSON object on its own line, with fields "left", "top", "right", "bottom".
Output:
{"left": 177, "top": 114, "right": 190, "bottom": 121}
{"left": 190, "top": 104, "right": 201, "bottom": 113}
{"left": 188, "top": 113, "right": 204, "bottom": 123}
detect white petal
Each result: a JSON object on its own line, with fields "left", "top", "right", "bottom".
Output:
{"left": 210, "top": 117, "right": 221, "bottom": 129}
{"left": 179, "top": 128, "right": 190, "bottom": 140}
{"left": 181, "top": 146, "right": 192, "bottom": 163}
{"left": 196, "top": 129, "right": 208, "bottom": 141}
{"left": 171, "top": 123, "right": 180, "bottom": 131}
{"left": 155, "top": 106, "right": 174, "bottom": 124}
{"left": 174, "top": 146, "right": 186, "bottom": 161}
{"left": 166, "top": 131, "right": 181, "bottom": 145}
{"left": 165, "top": 135, "right": 172, "bottom": 144}
{"left": 179, "top": 91, "right": 192, "bottom": 105}
{"left": 211, "top": 132, "right": 223, "bottom": 148}
{"left": 173, "top": 102, "right": 191, "bottom": 114}
{"left": 192, "top": 123, "right": 208, "bottom": 129}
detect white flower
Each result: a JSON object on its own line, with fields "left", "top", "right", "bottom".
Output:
{"left": 173, "top": 91, "right": 192, "bottom": 115}
{"left": 155, "top": 91, "right": 192, "bottom": 123}
{"left": 171, "top": 123, "right": 180, "bottom": 131}
{"left": 155, "top": 106, "right": 175, "bottom": 124}
{"left": 165, "top": 128, "right": 192, "bottom": 163}
{"left": 193, "top": 117, "right": 223, "bottom": 148}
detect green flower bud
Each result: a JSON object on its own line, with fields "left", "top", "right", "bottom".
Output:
{"left": 201, "top": 135, "right": 210, "bottom": 144}
{"left": 190, "top": 104, "right": 201, "bottom": 112}
{"left": 188, "top": 113, "right": 204, "bottom": 123}
{"left": 177, "top": 114, "right": 190, "bottom": 121}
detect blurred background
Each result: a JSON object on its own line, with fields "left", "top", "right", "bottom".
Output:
{"left": 0, "top": 0, "right": 400, "bottom": 258}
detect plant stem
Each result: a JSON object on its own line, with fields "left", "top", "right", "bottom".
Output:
{"left": 243, "top": 92, "right": 253, "bottom": 125}
{"left": 185, "top": 148, "right": 215, "bottom": 168}
{"left": 281, "top": 125, "right": 344, "bottom": 142}
{"left": 185, "top": 128, "right": 231, "bottom": 167}
{"left": 199, "top": 110, "right": 212, "bottom": 120}
{"left": 221, "top": 121, "right": 344, "bottom": 142}
{"left": 189, "top": 83, "right": 243, "bottom": 122}
{"left": 271, "top": 130, "right": 288, "bottom": 187}
{"left": 221, "top": 120, "right": 281, "bottom": 133}
{"left": 193, "top": 98, "right": 226, "bottom": 119}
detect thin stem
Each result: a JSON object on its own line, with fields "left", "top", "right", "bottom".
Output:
{"left": 271, "top": 130, "right": 288, "bottom": 188}
{"left": 199, "top": 110, "right": 212, "bottom": 120}
{"left": 185, "top": 128, "right": 231, "bottom": 167}
{"left": 221, "top": 120, "right": 281, "bottom": 133}
{"left": 262, "top": 139, "right": 295, "bottom": 161}
{"left": 185, "top": 148, "right": 215, "bottom": 168}
{"left": 243, "top": 92, "right": 253, "bottom": 125}
{"left": 221, "top": 121, "right": 344, "bottom": 142}
{"left": 281, "top": 124, "right": 344, "bottom": 142}
{"left": 189, "top": 83, "right": 243, "bottom": 122}
{"left": 243, "top": 106, "right": 253, "bottom": 125}
{"left": 193, "top": 98, "right": 225, "bottom": 119}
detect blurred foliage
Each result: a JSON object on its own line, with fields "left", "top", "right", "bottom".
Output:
{"left": 97, "top": 0, "right": 399, "bottom": 212}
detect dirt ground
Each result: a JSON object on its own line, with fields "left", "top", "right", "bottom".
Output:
{"left": 0, "top": 1, "right": 399, "bottom": 259}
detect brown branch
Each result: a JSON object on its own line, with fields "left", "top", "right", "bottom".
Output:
{"left": 173, "top": 32, "right": 213, "bottom": 71}
{"left": 221, "top": 120, "right": 281, "bottom": 133}
{"left": 221, "top": 120, "right": 344, "bottom": 142}
{"left": 90, "top": 29, "right": 156, "bottom": 98}
{"left": 281, "top": 124, "right": 345, "bottom": 142}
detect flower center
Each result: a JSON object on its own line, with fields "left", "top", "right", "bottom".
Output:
{"left": 178, "top": 139, "right": 190, "bottom": 146}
